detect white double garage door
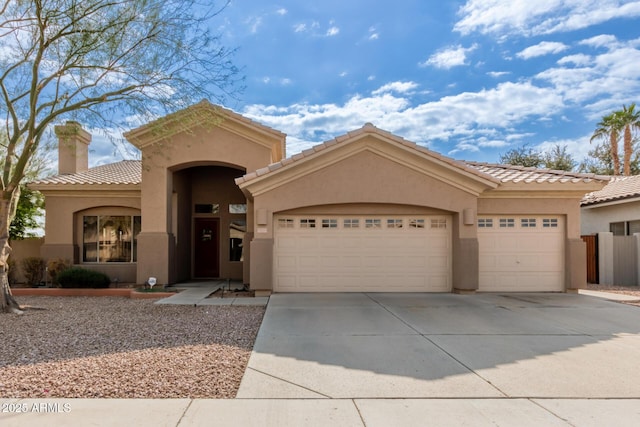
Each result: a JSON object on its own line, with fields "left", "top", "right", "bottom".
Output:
{"left": 273, "top": 215, "right": 564, "bottom": 292}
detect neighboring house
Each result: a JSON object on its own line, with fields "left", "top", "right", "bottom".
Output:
{"left": 30, "top": 101, "right": 607, "bottom": 293}
{"left": 581, "top": 175, "right": 640, "bottom": 236}
{"left": 581, "top": 175, "right": 640, "bottom": 286}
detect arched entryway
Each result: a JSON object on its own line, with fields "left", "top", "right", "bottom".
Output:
{"left": 172, "top": 164, "right": 247, "bottom": 281}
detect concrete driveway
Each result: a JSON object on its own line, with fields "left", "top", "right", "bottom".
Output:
{"left": 237, "top": 292, "right": 640, "bottom": 399}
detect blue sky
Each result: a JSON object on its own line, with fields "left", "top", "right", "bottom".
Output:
{"left": 90, "top": 1, "right": 640, "bottom": 166}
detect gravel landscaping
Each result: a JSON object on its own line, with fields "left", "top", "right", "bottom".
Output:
{"left": 0, "top": 296, "right": 265, "bottom": 399}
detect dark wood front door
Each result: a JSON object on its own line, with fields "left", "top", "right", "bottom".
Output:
{"left": 194, "top": 218, "right": 220, "bottom": 278}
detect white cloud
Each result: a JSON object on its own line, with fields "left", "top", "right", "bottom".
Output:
{"left": 487, "top": 71, "right": 510, "bottom": 77}
{"left": 579, "top": 34, "right": 619, "bottom": 48}
{"left": 368, "top": 26, "right": 379, "bottom": 40}
{"left": 516, "top": 41, "right": 569, "bottom": 59}
{"left": 455, "top": 0, "right": 640, "bottom": 37}
{"left": 557, "top": 53, "right": 592, "bottom": 66}
{"left": 242, "top": 80, "right": 564, "bottom": 156}
{"left": 535, "top": 40, "right": 640, "bottom": 116}
{"left": 420, "top": 44, "right": 478, "bottom": 69}
{"left": 246, "top": 16, "right": 263, "bottom": 34}
{"left": 326, "top": 26, "right": 340, "bottom": 36}
{"left": 276, "top": 8, "right": 287, "bottom": 15}
{"left": 293, "top": 23, "right": 306, "bottom": 33}
{"left": 372, "top": 81, "right": 419, "bottom": 96}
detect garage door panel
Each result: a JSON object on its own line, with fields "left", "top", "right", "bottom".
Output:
{"left": 274, "top": 215, "right": 451, "bottom": 292}
{"left": 479, "top": 215, "right": 564, "bottom": 292}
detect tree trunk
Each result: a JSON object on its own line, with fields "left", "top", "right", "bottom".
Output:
{"left": 0, "top": 190, "right": 23, "bottom": 314}
{"left": 611, "top": 130, "right": 620, "bottom": 176}
{"left": 623, "top": 125, "right": 632, "bottom": 176}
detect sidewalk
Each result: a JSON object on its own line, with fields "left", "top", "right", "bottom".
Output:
{"left": 2, "top": 398, "right": 640, "bottom": 426}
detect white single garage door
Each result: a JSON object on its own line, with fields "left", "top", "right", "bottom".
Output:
{"left": 478, "top": 216, "right": 565, "bottom": 292}
{"left": 273, "top": 215, "right": 451, "bottom": 292}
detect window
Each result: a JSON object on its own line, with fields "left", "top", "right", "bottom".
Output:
{"left": 610, "top": 222, "right": 625, "bottom": 236}
{"left": 478, "top": 218, "right": 493, "bottom": 228}
{"left": 543, "top": 218, "right": 558, "bottom": 228}
{"left": 194, "top": 204, "right": 219, "bottom": 214}
{"left": 322, "top": 219, "right": 338, "bottom": 228}
{"left": 83, "top": 215, "right": 141, "bottom": 262}
{"left": 387, "top": 219, "right": 403, "bottom": 228}
{"left": 278, "top": 218, "right": 294, "bottom": 228}
{"left": 431, "top": 219, "right": 447, "bottom": 229}
{"left": 229, "top": 220, "right": 246, "bottom": 262}
{"left": 229, "top": 204, "right": 247, "bottom": 214}
{"left": 499, "top": 218, "right": 515, "bottom": 228}
{"left": 365, "top": 219, "right": 382, "bottom": 228}
{"left": 409, "top": 219, "right": 425, "bottom": 228}
{"left": 344, "top": 219, "right": 360, "bottom": 228}
{"left": 521, "top": 218, "right": 536, "bottom": 228}
{"left": 300, "top": 218, "right": 316, "bottom": 228}
{"left": 629, "top": 220, "right": 640, "bottom": 235}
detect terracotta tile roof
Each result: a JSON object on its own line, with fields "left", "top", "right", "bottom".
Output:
{"left": 581, "top": 175, "right": 640, "bottom": 206}
{"left": 236, "top": 123, "right": 500, "bottom": 185}
{"left": 465, "top": 162, "right": 610, "bottom": 184}
{"left": 31, "top": 160, "right": 141, "bottom": 186}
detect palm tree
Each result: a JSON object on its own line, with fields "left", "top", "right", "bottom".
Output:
{"left": 591, "top": 112, "right": 621, "bottom": 175}
{"left": 616, "top": 103, "right": 640, "bottom": 176}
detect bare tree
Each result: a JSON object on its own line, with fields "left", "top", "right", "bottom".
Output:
{"left": 0, "top": 0, "right": 241, "bottom": 313}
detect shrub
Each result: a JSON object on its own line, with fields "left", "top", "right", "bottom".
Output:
{"left": 47, "top": 258, "right": 72, "bottom": 287}
{"left": 57, "top": 268, "right": 111, "bottom": 289}
{"left": 21, "top": 256, "right": 46, "bottom": 287}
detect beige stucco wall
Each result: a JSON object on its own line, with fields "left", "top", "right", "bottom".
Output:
{"left": 136, "top": 124, "right": 279, "bottom": 285}
{"left": 247, "top": 147, "right": 485, "bottom": 292}
{"left": 9, "top": 238, "right": 45, "bottom": 284}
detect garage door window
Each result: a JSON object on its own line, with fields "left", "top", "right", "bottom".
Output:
{"left": 278, "top": 218, "right": 294, "bottom": 228}
{"left": 543, "top": 218, "right": 558, "bottom": 228}
{"left": 322, "top": 219, "right": 338, "bottom": 228}
{"left": 387, "top": 219, "right": 403, "bottom": 228}
{"left": 344, "top": 219, "right": 359, "bottom": 228}
{"left": 521, "top": 218, "right": 536, "bottom": 228}
{"left": 478, "top": 218, "right": 493, "bottom": 228}
{"left": 409, "top": 219, "right": 425, "bottom": 228}
{"left": 499, "top": 218, "right": 515, "bottom": 228}
{"left": 431, "top": 219, "right": 447, "bottom": 229}
{"left": 365, "top": 219, "right": 382, "bottom": 228}
{"left": 300, "top": 219, "right": 316, "bottom": 228}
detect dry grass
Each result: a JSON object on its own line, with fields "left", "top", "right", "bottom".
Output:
{"left": 0, "top": 296, "right": 264, "bottom": 398}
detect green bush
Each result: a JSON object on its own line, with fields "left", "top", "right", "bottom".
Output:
{"left": 47, "top": 258, "right": 72, "bottom": 287}
{"left": 21, "top": 256, "right": 46, "bottom": 287}
{"left": 57, "top": 268, "right": 111, "bottom": 289}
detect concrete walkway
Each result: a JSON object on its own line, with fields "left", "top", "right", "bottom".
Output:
{"left": 3, "top": 291, "right": 640, "bottom": 426}
{"left": 155, "top": 281, "right": 269, "bottom": 306}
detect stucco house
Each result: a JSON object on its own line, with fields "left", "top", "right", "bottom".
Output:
{"left": 581, "top": 175, "right": 640, "bottom": 236}
{"left": 581, "top": 175, "right": 640, "bottom": 286}
{"left": 30, "top": 101, "right": 607, "bottom": 293}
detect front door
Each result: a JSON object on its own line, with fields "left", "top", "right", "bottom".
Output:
{"left": 194, "top": 218, "right": 220, "bottom": 278}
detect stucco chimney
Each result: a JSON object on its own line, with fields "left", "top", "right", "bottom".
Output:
{"left": 55, "top": 121, "right": 91, "bottom": 174}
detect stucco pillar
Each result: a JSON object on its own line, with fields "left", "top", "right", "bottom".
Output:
{"left": 565, "top": 238, "right": 587, "bottom": 291}
{"left": 249, "top": 238, "right": 273, "bottom": 292}
{"left": 598, "top": 232, "right": 614, "bottom": 285}
{"left": 136, "top": 156, "right": 174, "bottom": 284}
{"left": 452, "top": 238, "right": 479, "bottom": 293}
{"left": 452, "top": 210, "right": 479, "bottom": 293}
{"left": 136, "top": 232, "right": 175, "bottom": 285}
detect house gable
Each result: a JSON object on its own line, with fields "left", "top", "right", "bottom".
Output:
{"left": 237, "top": 123, "right": 499, "bottom": 203}
{"left": 124, "top": 100, "right": 286, "bottom": 164}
